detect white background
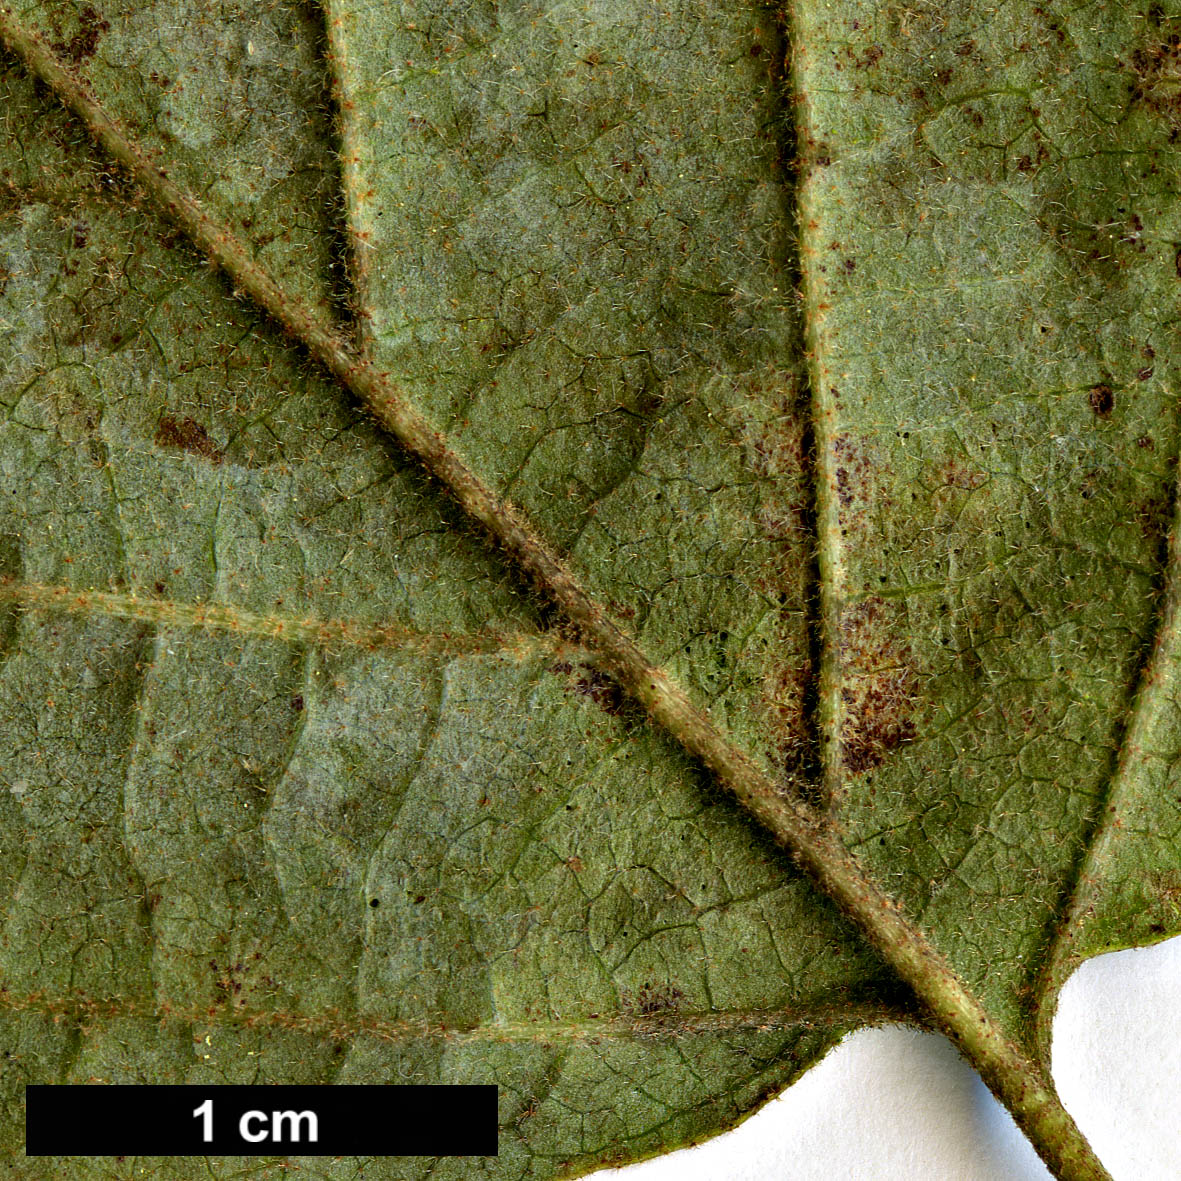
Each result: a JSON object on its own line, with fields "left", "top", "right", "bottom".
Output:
{"left": 590, "top": 937, "right": 1181, "bottom": 1180}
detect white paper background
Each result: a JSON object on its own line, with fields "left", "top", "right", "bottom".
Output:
{"left": 590, "top": 937, "right": 1181, "bottom": 1180}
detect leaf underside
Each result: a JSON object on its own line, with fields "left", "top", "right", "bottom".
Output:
{"left": 0, "top": 0, "right": 1178, "bottom": 1177}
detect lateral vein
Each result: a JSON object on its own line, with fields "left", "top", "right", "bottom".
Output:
{"left": 0, "top": 987, "right": 911, "bottom": 1045}
{"left": 0, "top": 577, "right": 551, "bottom": 658}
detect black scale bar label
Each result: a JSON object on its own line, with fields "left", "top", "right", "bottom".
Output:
{"left": 25, "top": 1084, "right": 498, "bottom": 1156}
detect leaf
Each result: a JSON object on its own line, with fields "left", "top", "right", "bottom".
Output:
{"left": 0, "top": 0, "right": 1174, "bottom": 1177}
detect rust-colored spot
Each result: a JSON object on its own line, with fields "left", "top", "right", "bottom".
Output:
{"left": 155, "top": 415, "right": 224, "bottom": 464}
{"left": 1088, "top": 384, "right": 1114, "bottom": 417}
{"left": 838, "top": 597, "right": 917, "bottom": 776}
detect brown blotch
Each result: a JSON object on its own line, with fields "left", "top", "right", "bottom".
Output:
{"left": 155, "top": 415, "right": 224, "bottom": 464}
{"left": 936, "top": 455, "right": 987, "bottom": 493}
{"left": 1088, "top": 384, "right": 1114, "bottom": 417}
{"left": 1135, "top": 493, "right": 1171, "bottom": 543}
{"left": 51, "top": 5, "right": 110, "bottom": 65}
{"left": 838, "top": 597, "right": 917, "bottom": 776}
{"left": 854, "top": 45, "right": 884, "bottom": 70}
{"left": 1015, "top": 141, "right": 1050, "bottom": 174}
{"left": 1128, "top": 22, "right": 1181, "bottom": 132}
{"left": 833, "top": 435, "right": 873, "bottom": 509}
{"left": 549, "top": 660, "right": 626, "bottom": 717}
{"left": 622, "top": 981, "right": 685, "bottom": 1019}
{"left": 739, "top": 377, "right": 813, "bottom": 777}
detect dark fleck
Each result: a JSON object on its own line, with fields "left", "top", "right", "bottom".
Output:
{"left": 1088, "top": 384, "right": 1114, "bottom": 417}
{"left": 1138, "top": 366, "right": 1155, "bottom": 381}
{"left": 290, "top": 694, "right": 304, "bottom": 712}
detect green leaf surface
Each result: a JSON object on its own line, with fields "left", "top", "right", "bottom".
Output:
{"left": 0, "top": 0, "right": 1176, "bottom": 1176}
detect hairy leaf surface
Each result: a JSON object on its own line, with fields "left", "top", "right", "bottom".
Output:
{"left": 0, "top": 0, "right": 1177, "bottom": 1176}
